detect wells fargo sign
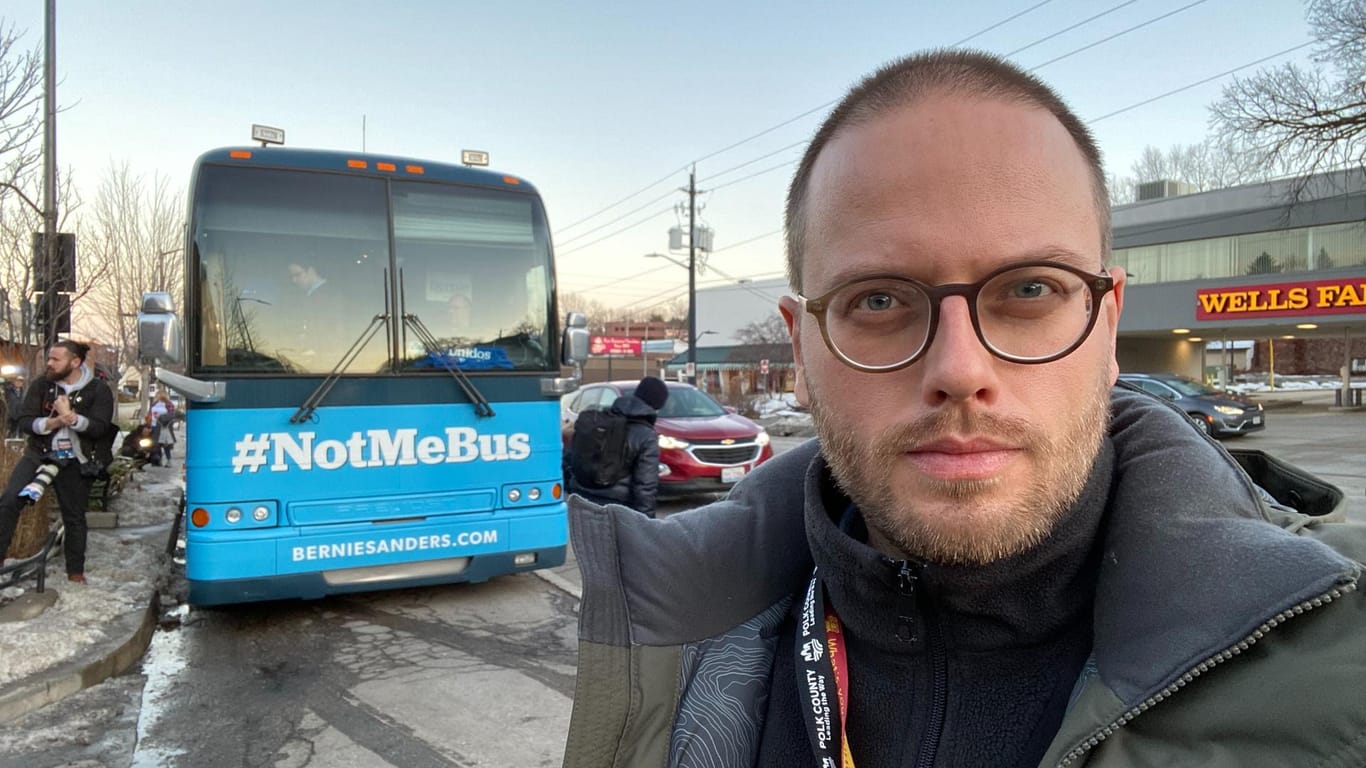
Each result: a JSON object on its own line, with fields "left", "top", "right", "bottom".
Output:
{"left": 1196, "top": 278, "right": 1366, "bottom": 321}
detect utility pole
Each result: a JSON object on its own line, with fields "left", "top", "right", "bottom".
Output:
{"left": 42, "top": 0, "right": 59, "bottom": 348}
{"left": 686, "top": 165, "right": 697, "bottom": 386}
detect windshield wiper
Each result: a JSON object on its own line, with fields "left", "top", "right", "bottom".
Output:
{"left": 403, "top": 312, "right": 496, "bottom": 418}
{"left": 290, "top": 272, "right": 393, "bottom": 424}
{"left": 289, "top": 312, "right": 389, "bottom": 424}
{"left": 398, "top": 269, "right": 494, "bottom": 418}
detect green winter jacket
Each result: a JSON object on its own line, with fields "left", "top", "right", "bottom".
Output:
{"left": 563, "top": 387, "right": 1366, "bottom": 768}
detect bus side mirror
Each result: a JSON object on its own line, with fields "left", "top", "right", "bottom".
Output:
{"left": 137, "top": 291, "right": 183, "bottom": 366}
{"left": 562, "top": 311, "right": 589, "bottom": 365}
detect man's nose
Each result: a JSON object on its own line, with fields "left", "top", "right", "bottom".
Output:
{"left": 915, "top": 296, "right": 999, "bottom": 405}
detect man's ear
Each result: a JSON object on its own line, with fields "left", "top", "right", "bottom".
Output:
{"left": 1104, "top": 266, "right": 1127, "bottom": 384}
{"left": 778, "top": 296, "right": 810, "bottom": 407}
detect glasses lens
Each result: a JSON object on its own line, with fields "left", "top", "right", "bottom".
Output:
{"left": 821, "top": 278, "right": 932, "bottom": 368}
{"left": 977, "top": 265, "right": 1096, "bottom": 361}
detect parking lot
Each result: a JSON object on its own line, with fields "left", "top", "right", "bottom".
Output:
{"left": 1225, "top": 391, "right": 1365, "bottom": 521}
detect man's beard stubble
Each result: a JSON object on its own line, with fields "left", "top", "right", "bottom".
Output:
{"left": 46, "top": 362, "right": 73, "bottom": 382}
{"left": 810, "top": 372, "right": 1110, "bottom": 566}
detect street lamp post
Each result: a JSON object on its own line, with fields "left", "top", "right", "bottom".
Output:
{"left": 644, "top": 250, "right": 702, "bottom": 384}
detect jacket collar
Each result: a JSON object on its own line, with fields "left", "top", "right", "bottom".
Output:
{"left": 1089, "top": 390, "right": 1359, "bottom": 705}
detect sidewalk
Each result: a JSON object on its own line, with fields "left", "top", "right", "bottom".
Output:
{"left": 0, "top": 462, "right": 182, "bottom": 723}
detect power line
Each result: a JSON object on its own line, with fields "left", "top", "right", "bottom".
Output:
{"left": 556, "top": 187, "right": 679, "bottom": 247}
{"left": 558, "top": 264, "right": 674, "bottom": 293}
{"left": 1089, "top": 41, "right": 1315, "bottom": 123}
{"left": 1028, "top": 0, "right": 1211, "bottom": 71}
{"left": 553, "top": 165, "right": 686, "bottom": 236}
{"left": 952, "top": 0, "right": 1057, "bottom": 47}
{"left": 702, "top": 140, "right": 807, "bottom": 184}
{"left": 712, "top": 228, "right": 784, "bottom": 254}
{"left": 708, "top": 158, "right": 800, "bottom": 193}
{"left": 556, "top": 208, "right": 673, "bottom": 257}
{"left": 1004, "top": 0, "right": 1139, "bottom": 57}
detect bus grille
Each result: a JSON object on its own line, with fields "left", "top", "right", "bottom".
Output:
{"left": 691, "top": 444, "right": 761, "bottom": 466}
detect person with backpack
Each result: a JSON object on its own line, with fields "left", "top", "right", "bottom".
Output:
{"left": 0, "top": 340, "right": 115, "bottom": 584}
{"left": 566, "top": 376, "right": 669, "bottom": 518}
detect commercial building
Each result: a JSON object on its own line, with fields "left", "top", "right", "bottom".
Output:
{"left": 1112, "top": 168, "right": 1365, "bottom": 384}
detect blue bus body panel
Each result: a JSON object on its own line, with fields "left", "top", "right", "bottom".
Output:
{"left": 182, "top": 400, "right": 567, "bottom": 603}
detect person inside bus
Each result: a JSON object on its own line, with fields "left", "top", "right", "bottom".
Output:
{"left": 448, "top": 292, "right": 473, "bottom": 333}
{"left": 287, "top": 262, "right": 327, "bottom": 297}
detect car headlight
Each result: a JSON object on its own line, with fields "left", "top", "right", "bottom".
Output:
{"left": 1213, "top": 405, "right": 1244, "bottom": 416}
{"left": 755, "top": 430, "right": 770, "bottom": 447}
{"left": 658, "top": 434, "right": 690, "bottom": 450}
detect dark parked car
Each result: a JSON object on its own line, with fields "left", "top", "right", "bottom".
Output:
{"left": 1118, "top": 372, "right": 1266, "bottom": 438}
{"left": 561, "top": 381, "right": 774, "bottom": 496}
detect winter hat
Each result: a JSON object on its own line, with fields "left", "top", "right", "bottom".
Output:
{"left": 634, "top": 376, "right": 670, "bottom": 410}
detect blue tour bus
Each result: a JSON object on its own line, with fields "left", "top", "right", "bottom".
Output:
{"left": 138, "top": 147, "right": 588, "bottom": 606}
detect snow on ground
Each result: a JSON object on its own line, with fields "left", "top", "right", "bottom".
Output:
{"left": 0, "top": 461, "right": 181, "bottom": 689}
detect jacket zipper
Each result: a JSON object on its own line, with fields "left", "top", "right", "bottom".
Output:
{"left": 896, "top": 560, "right": 948, "bottom": 768}
{"left": 1055, "top": 579, "right": 1358, "bottom": 767}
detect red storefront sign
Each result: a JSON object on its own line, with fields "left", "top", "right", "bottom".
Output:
{"left": 590, "top": 336, "right": 643, "bottom": 356}
{"left": 1195, "top": 278, "right": 1366, "bottom": 321}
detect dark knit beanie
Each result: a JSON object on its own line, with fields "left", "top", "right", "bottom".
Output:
{"left": 634, "top": 376, "right": 669, "bottom": 410}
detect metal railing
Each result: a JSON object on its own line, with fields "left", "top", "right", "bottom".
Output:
{"left": 0, "top": 522, "right": 64, "bottom": 592}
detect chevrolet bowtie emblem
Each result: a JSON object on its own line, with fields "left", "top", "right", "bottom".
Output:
{"left": 721, "top": 438, "right": 736, "bottom": 445}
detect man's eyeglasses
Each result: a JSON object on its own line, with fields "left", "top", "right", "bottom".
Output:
{"left": 796, "top": 261, "right": 1116, "bottom": 373}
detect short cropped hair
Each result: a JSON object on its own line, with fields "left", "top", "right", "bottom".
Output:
{"left": 51, "top": 340, "right": 89, "bottom": 362}
{"left": 784, "top": 49, "right": 1110, "bottom": 292}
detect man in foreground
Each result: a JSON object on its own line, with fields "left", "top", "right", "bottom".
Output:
{"left": 562, "top": 50, "right": 1366, "bottom": 767}
{"left": 0, "top": 341, "right": 115, "bottom": 583}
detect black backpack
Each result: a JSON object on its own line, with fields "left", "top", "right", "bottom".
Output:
{"left": 569, "top": 409, "right": 632, "bottom": 488}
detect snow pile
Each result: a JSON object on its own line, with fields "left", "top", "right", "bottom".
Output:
{"left": 0, "top": 462, "right": 181, "bottom": 689}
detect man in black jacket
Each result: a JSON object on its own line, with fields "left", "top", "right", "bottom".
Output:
{"left": 0, "top": 340, "right": 115, "bottom": 583}
{"left": 568, "top": 376, "right": 670, "bottom": 517}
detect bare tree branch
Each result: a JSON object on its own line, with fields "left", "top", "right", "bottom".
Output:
{"left": 1209, "top": 0, "right": 1366, "bottom": 194}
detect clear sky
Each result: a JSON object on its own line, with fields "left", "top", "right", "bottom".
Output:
{"left": 5, "top": 0, "right": 1317, "bottom": 313}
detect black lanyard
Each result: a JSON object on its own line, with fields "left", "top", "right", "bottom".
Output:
{"left": 795, "top": 569, "right": 856, "bottom": 768}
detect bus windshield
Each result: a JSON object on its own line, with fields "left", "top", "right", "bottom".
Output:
{"left": 192, "top": 165, "right": 554, "bottom": 375}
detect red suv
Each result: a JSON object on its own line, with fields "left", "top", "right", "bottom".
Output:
{"left": 561, "top": 381, "right": 774, "bottom": 496}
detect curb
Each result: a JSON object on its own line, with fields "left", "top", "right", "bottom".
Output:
{"left": 0, "top": 590, "right": 160, "bottom": 723}
{"left": 532, "top": 567, "right": 582, "bottom": 602}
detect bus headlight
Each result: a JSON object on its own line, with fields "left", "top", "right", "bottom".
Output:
{"left": 225, "top": 507, "right": 242, "bottom": 524}
{"left": 252, "top": 506, "right": 270, "bottom": 522}
{"left": 528, "top": 487, "right": 541, "bottom": 501}
{"left": 508, "top": 488, "right": 522, "bottom": 503}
